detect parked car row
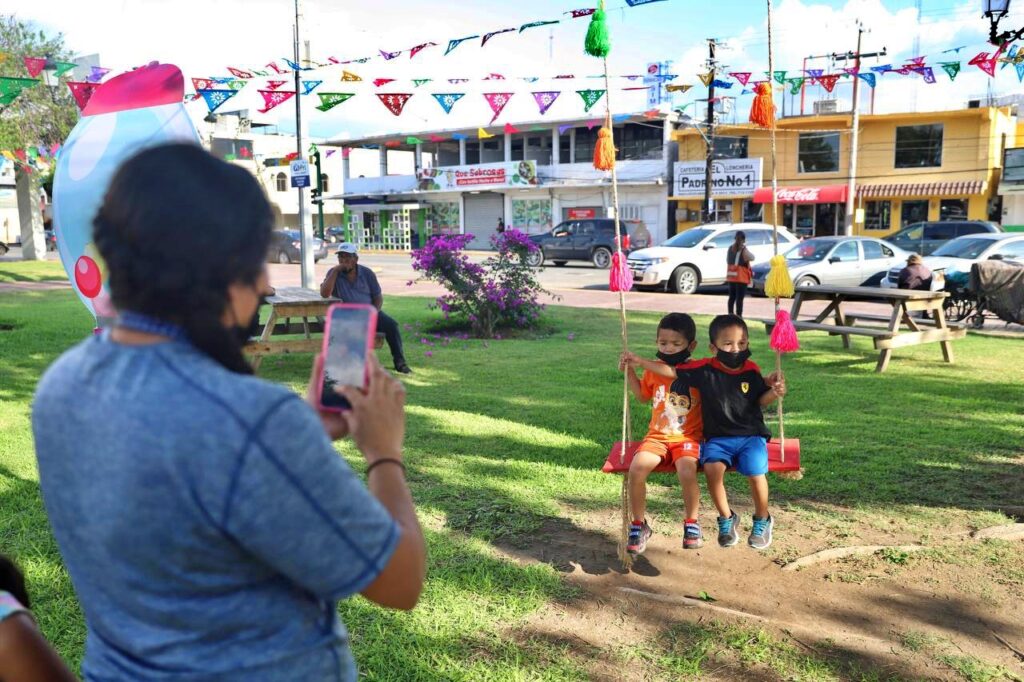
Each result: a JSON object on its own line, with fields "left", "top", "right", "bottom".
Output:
{"left": 526, "top": 218, "right": 651, "bottom": 269}
{"left": 267, "top": 229, "right": 327, "bottom": 264}
{"left": 881, "top": 232, "right": 1024, "bottom": 289}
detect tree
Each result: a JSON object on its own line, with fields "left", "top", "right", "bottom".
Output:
{"left": 0, "top": 15, "right": 78, "bottom": 259}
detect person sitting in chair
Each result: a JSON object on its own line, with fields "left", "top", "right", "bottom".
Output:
{"left": 320, "top": 243, "right": 411, "bottom": 374}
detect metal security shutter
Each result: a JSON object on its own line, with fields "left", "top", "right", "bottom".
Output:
{"left": 464, "top": 192, "right": 505, "bottom": 249}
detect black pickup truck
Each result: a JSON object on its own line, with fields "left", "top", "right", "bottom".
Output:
{"left": 526, "top": 218, "right": 647, "bottom": 268}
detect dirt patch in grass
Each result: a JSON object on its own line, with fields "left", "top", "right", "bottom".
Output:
{"left": 493, "top": 502, "right": 1024, "bottom": 681}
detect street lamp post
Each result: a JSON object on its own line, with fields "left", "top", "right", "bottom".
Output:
{"left": 984, "top": 0, "right": 1023, "bottom": 45}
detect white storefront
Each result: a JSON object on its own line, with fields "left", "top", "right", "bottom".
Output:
{"left": 1000, "top": 147, "right": 1024, "bottom": 231}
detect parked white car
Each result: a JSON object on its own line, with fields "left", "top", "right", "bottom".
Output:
{"left": 751, "top": 236, "right": 912, "bottom": 290}
{"left": 627, "top": 223, "right": 799, "bottom": 294}
{"left": 881, "top": 233, "right": 1024, "bottom": 289}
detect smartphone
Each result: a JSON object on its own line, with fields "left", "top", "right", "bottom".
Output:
{"left": 317, "top": 303, "right": 378, "bottom": 412}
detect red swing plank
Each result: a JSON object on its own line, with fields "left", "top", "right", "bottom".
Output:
{"left": 601, "top": 440, "right": 801, "bottom": 474}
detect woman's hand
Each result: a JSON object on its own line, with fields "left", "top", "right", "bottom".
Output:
{"left": 306, "top": 353, "right": 351, "bottom": 441}
{"left": 336, "top": 356, "right": 406, "bottom": 463}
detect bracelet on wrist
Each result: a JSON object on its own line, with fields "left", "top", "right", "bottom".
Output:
{"left": 365, "top": 458, "right": 405, "bottom": 477}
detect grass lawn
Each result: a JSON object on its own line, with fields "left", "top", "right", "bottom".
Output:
{"left": 1, "top": 261, "right": 1023, "bottom": 681}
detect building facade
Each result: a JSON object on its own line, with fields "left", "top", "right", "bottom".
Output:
{"left": 325, "top": 114, "right": 674, "bottom": 250}
{"left": 673, "top": 106, "right": 1018, "bottom": 239}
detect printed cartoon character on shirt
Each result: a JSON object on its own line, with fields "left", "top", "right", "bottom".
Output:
{"left": 651, "top": 385, "right": 692, "bottom": 436}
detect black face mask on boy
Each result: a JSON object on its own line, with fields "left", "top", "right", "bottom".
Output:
{"left": 656, "top": 349, "right": 692, "bottom": 365}
{"left": 716, "top": 348, "right": 752, "bottom": 369}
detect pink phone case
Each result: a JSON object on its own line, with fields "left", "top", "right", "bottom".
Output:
{"left": 316, "top": 303, "right": 379, "bottom": 412}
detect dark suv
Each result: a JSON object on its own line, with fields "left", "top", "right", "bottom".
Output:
{"left": 267, "top": 229, "right": 328, "bottom": 264}
{"left": 886, "top": 220, "right": 1001, "bottom": 256}
{"left": 526, "top": 219, "right": 647, "bottom": 268}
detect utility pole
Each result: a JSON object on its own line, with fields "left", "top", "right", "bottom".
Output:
{"left": 703, "top": 38, "right": 718, "bottom": 223}
{"left": 293, "top": 0, "right": 315, "bottom": 289}
{"left": 832, "top": 27, "right": 886, "bottom": 236}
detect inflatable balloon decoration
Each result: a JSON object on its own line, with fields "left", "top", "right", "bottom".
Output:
{"left": 52, "top": 62, "right": 199, "bottom": 329}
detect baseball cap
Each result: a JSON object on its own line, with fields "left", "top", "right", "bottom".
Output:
{"left": 336, "top": 242, "right": 358, "bottom": 255}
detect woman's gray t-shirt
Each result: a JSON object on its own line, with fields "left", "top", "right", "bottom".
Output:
{"left": 33, "top": 335, "right": 399, "bottom": 681}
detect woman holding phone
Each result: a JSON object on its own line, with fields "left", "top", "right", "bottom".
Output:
{"left": 32, "top": 144, "right": 425, "bottom": 681}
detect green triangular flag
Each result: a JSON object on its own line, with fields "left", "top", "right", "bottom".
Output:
{"left": 53, "top": 62, "right": 77, "bottom": 78}
{"left": 576, "top": 89, "right": 605, "bottom": 113}
{"left": 939, "top": 61, "right": 961, "bottom": 81}
{"left": 226, "top": 80, "right": 247, "bottom": 91}
{"left": 413, "top": 79, "right": 432, "bottom": 87}
{"left": 0, "top": 77, "right": 39, "bottom": 96}
{"left": 773, "top": 70, "right": 787, "bottom": 84}
{"left": 406, "top": 136, "right": 424, "bottom": 144}
{"left": 315, "top": 92, "right": 355, "bottom": 112}
{"left": 787, "top": 77, "right": 805, "bottom": 95}
{"left": 0, "top": 91, "right": 19, "bottom": 106}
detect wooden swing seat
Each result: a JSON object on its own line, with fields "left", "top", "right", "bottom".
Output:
{"left": 601, "top": 440, "right": 801, "bottom": 474}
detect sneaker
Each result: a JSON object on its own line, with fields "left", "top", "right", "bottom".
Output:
{"left": 626, "top": 521, "right": 653, "bottom": 556}
{"left": 683, "top": 520, "right": 703, "bottom": 549}
{"left": 717, "top": 511, "right": 739, "bottom": 548}
{"left": 748, "top": 515, "right": 774, "bottom": 550}
{"left": 394, "top": 361, "right": 412, "bottom": 374}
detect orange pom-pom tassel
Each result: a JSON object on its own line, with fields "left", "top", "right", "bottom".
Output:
{"left": 748, "top": 82, "right": 776, "bottom": 128}
{"left": 593, "top": 126, "right": 616, "bottom": 171}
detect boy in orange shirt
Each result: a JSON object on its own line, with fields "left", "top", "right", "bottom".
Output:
{"left": 618, "top": 313, "right": 704, "bottom": 556}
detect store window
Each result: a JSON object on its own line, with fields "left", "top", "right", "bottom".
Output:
{"left": 895, "top": 124, "right": 943, "bottom": 168}
{"left": 465, "top": 141, "right": 480, "bottom": 165}
{"left": 560, "top": 135, "right": 571, "bottom": 163}
{"left": 901, "top": 200, "right": 929, "bottom": 227}
{"left": 742, "top": 199, "right": 763, "bottom": 222}
{"left": 618, "top": 123, "right": 663, "bottom": 160}
{"left": 713, "top": 136, "right": 749, "bottom": 160}
{"left": 574, "top": 127, "right": 598, "bottom": 163}
{"left": 798, "top": 132, "right": 840, "bottom": 173}
{"left": 939, "top": 198, "right": 968, "bottom": 221}
{"left": 864, "top": 200, "right": 891, "bottom": 231}
{"left": 511, "top": 137, "right": 524, "bottom": 161}
{"left": 275, "top": 172, "right": 286, "bottom": 192}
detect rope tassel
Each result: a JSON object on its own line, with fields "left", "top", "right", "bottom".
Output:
{"left": 764, "top": 254, "right": 795, "bottom": 299}
{"left": 609, "top": 251, "right": 632, "bottom": 292}
{"left": 749, "top": 81, "right": 776, "bottom": 128}
{"left": 770, "top": 309, "right": 800, "bottom": 353}
{"left": 593, "top": 126, "right": 616, "bottom": 171}
{"left": 584, "top": 1, "right": 611, "bottom": 58}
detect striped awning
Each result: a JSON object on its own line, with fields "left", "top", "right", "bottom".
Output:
{"left": 856, "top": 181, "right": 985, "bottom": 198}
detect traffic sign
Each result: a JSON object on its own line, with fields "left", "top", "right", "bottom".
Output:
{"left": 290, "top": 159, "right": 310, "bottom": 188}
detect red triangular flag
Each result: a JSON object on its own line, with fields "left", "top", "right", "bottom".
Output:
{"left": 257, "top": 89, "right": 296, "bottom": 113}
{"left": 227, "top": 67, "right": 254, "bottom": 79}
{"left": 409, "top": 42, "right": 437, "bottom": 59}
{"left": 483, "top": 92, "right": 513, "bottom": 124}
{"left": 968, "top": 48, "right": 1003, "bottom": 77}
{"left": 23, "top": 57, "right": 47, "bottom": 77}
{"left": 191, "top": 78, "right": 216, "bottom": 91}
{"left": 503, "top": 122, "right": 520, "bottom": 134}
{"left": 729, "top": 72, "right": 752, "bottom": 85}
{"left": 66, "top": 81, "right": 100, "bottom": 111}
{"left": 265, "top": 80, "right": 288, "bottom": 90}
{"left": 817, "top": 74, "right": 841, "bottom": 92}
{"left": 267, "top": 62, "right": 287, "bottom": 74}
{"left": 373, "top": 78, "right": 395, "bottom": 87}
{"left": 376, "top": 93, "right": 412, "bottom": 116}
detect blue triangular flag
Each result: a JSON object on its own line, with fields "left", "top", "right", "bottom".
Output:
{"left": 198, "top": 89, "right": 239, "bottom": 113}
{"left": 432, "top": 92, "right": 465, "bottom": 114}
{"left": 857, "top": 73, "right": 877, "bottom": 88}
{"left": 301, "top": 80, "right": 322, "bottom": 95}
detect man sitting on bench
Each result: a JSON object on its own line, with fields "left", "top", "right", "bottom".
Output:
{"left": 320, "top": 243, "right": 411, "bottom": 374}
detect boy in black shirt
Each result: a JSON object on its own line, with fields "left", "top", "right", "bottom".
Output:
{"left": 671, "top": 315, "right": 786, "bottom": 550}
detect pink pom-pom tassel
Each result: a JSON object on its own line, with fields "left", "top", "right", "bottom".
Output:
{"left": 609, "top": 251, "right": 633, "bottom": 292}
{"left": 770, "top": 310, "right": 800, "bottom": 353}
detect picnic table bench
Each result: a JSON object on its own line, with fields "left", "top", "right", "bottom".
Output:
{"left": 759, "top": 284, "right": 966, "bottom": 372}
{"left": 243, "top": 287, "right": 383, "bottom": 371}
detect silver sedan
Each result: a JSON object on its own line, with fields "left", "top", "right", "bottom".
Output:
{"left": 751, "top": 236, "right": 911, "bottom": 290}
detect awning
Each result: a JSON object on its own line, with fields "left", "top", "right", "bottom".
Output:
{"left": 752, "top": 185, "right": 848, "bottom": 204}
{"left": 856, "top": 181, "right": 985, "bottom": 198}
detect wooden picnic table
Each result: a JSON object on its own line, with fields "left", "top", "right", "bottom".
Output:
{"left": 244, "top": 287, "right": 336, "bottom": 371}
{"left": 760, "top": 284, "right": 967, "bottom": 372}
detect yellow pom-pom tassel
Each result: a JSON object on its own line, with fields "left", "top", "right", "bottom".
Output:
{"left": 593, "top": 126, "right": 616, "bottom": 171}
{"left": 764, "top": 254, "right": 795, "bottom": 298}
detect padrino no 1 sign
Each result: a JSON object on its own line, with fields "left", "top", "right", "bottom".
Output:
{"left": 673, "top": 158, "right": 763, "bottom": 198}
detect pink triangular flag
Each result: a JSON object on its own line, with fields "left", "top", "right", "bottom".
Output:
{"left": 23, "top": 57, "right": 47, "bottom": 77}
{"left": 483, "top": 92, "right": 513, "bottom": 124}
{"left": 66, "top": 81, "right": 100, "bottom": 112}
{"left": 728, "top": 71, "right": 752, "bottom": 85}
{"left": 257, "top": 89, "right": 296, "bottom": 113}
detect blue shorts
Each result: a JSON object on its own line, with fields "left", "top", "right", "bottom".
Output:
{"left": 700, "top": 436, "right": 769, "bottom": 477}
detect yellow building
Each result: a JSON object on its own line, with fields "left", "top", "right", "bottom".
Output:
{"left": 672, "top": 106, "right": 1018, "bottom": 238}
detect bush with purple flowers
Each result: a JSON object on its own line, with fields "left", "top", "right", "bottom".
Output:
{"left": 411, "top": 229, "right": 551, "bottom": 338}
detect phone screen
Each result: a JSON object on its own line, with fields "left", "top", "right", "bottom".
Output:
{"left": 321, "top": 306, "right": 373, "bottom": 410}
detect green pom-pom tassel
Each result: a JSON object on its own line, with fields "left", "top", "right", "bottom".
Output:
{"left": 584, "top": 8, "right": 610, "bottom": 58}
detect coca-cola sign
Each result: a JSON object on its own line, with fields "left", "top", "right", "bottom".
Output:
{"left": 673, "top": 159, "right": 762, "bottom": 198}
{"left": 751, "top": 184, "right": 848, "bottom": 204}
{"left": 776, "top": 187, "right": 822, "bottom": 202}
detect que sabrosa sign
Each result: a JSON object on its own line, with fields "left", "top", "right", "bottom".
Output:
{"left": 417, "top": 161, "right": 539, "bottom": 192}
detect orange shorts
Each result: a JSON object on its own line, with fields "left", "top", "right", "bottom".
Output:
{"left": 636, "top": 438, "right": 700, "bottom": 465}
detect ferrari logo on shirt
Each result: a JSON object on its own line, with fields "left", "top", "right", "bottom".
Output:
{"left": 741, "top": 382, "right": 749, "bottom": 394}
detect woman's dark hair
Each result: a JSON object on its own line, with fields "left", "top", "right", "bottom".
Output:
{"left": 658, "top": 312, "right": 696, "bottom": 344}
{"left": 94, "top": 144, "right": 273, "bottom": 374}
{"left": 0, "top": 555, "right": 30, "bottom": 608}
{"left": 734, "top": 231, "right": 746, "bottom": 243}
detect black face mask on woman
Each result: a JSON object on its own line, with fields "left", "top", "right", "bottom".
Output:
{"left": 656, "top": 349, "right": 691, "bottom": 365}
{"left": 716, "top": 348, "right": 751, "bottom": 369}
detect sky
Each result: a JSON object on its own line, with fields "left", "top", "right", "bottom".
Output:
{"left": 5, "top": 0, "right": 1022, "bottom": 142}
